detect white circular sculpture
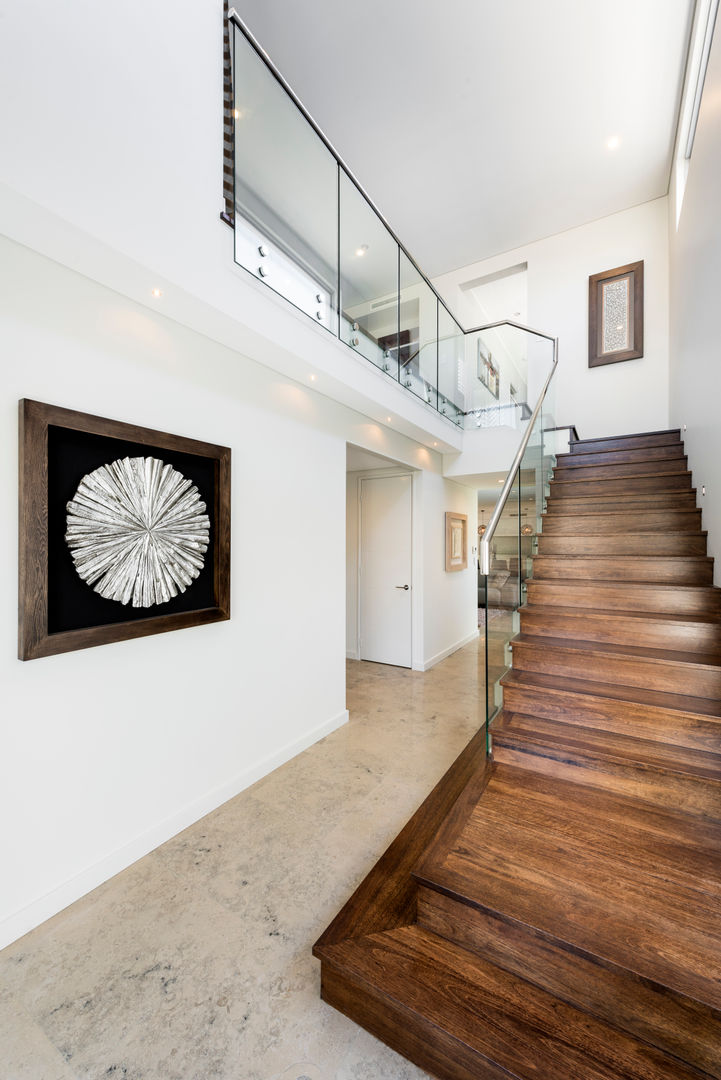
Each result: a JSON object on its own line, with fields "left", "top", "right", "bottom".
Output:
{"left": 65, "top": 456, "right": 211, "bottom": 608}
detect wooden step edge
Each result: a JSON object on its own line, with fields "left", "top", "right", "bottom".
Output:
{"left": 525, "top": 575, "right": 720, "bottom": 593}
{"left": 512, "top": 632, "right": 721, "bottom": 672}
{"left": 571, "top": 429, "right": 682, "bottom": 447}
{"left": 493, "top": 712, "right": 721, "bottom": 780}
{"left": 500, "top": 668, "right": 721, "bottom": 722}
{"left": 313, "top": 724, "right": 488, "bottom": 953}
{"left": 541, "top": 506, "right": 701, "bottom": 518}
{"left": 518, "top": 602, "right": 721, "bottom": 627}
{"left": 532, "top": 554, "right": 714, "bottom": 565}
{"left": 552, "top": 466, "right": 690, "bottom": 482}
{"left": 416, "top": 891, "right": 721, "bottom": 1080}
{"left": 556, "top": 448, "right": 687, "bottom": 464}
{"left": 549, "top": 474, "right": 693, "bottom": 488}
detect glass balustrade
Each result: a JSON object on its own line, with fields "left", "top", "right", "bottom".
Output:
{"left": 230, "top": 19, "right": 557, "bottom": 439}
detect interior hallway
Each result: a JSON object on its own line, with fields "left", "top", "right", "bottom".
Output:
{"left": 0, "top": 641, "right": 485, "bottom": 1080}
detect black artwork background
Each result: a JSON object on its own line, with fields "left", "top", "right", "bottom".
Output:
{"left": 47, "top": 426, "right": 216, "bottom": 634}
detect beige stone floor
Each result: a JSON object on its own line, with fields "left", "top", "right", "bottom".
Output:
{"left": 0, "top": 637, "right": 488, "bottom": 1080}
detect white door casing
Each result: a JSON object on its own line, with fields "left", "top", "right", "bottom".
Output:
{"left": 359, "top": 474, "right": 412, "bottom": 667}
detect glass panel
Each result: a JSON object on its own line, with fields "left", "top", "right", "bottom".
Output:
{"left": 519, "top": 417, "right": 543, "bottom": 596}
{"left": 438, "top": 305, "right": 465, "bottom": 426}
{"left": 463, "top": 325, "right": 530, "bottom": 430}
{"left": 339, "top": 173, "right": 399, "bottom": 376}
{"left": 483, "top": 470, "right": 520, "bottom": 730}
{"left": 399, "top": 252, "right": 438, "bottom": 406}
{"left": 232, "top": 29, "right": 338, "bottom": 329}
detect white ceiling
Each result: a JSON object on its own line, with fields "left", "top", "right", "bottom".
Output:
{"left": 346, "top": 445, "right": 405, "bottom": 472}
{"left": 231, "top": 0, "right": 695, "bottom": 278}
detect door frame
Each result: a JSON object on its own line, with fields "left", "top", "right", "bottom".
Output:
{"left": 352, "top": 467, "right": 419, "bottom": 668}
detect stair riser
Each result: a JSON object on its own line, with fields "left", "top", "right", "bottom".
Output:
{"left": 554, "top": 459, "right": 688, "bottom": 482}
{"left": 572, "top": 432, "right": 681, "bottom": 454}
{"left": 321, "top": 964, "right": 501, "bottom": 1080}
{"left": 525, "top": 581, "right": 721, "bottom": 617}
{"left": 417, "top": 888, "right": 721, "bottom": 1079}
{"left": 519, "top": 610, "right": 721, "bottom": 655}
{"left": 511, "top": 642, "right": 721, "bottom": 699}
{"left": 501, "top": 682, "right": 721, "bottom": 753}
{"left": 537, "top": 534, "right": 708, "bottom": 556}
{"left": 532, "top": 556, "right": 714, "bottom": 585}
{"left": 550, "top": 474, "right": 692, "bottom": 497}
{"left": 492, "top": 738, "right": 721, "bottom": 821}
{"left": 541, "top": 511, "right": 703, "bottom": 534}
{"left": 545, "top": 493, "right": 698, "bottom": 513}
{"left": 557, "top": 446, "right": 687, "bottom": 468}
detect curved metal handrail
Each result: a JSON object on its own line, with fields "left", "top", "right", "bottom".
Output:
{"left": 478, "top": 328, "right": 559, "bottom": 575}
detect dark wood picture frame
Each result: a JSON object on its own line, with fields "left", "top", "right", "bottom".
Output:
{"left": 589, "top": 260, "right": 644, "bottom": 367}
{"left": 19, "top": 399, "right": 231, "bottom": 660}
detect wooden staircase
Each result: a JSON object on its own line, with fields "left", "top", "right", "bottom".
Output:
{"left": 314, "top": 428, "right": 721, "bottom": 1079}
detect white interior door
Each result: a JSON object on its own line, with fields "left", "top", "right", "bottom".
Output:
{"left": 359, "top": 474, "right": 412, "bottom": 667}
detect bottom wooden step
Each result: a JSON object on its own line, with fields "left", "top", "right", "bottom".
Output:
{"left": 319, "top": 925, "right": 708, "bottom": 1080}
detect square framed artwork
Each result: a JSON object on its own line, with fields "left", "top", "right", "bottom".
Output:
{"left": 477, "top": 341, "right": 500, "bottom": 398}
{"left": 589, "top": 260, "right": 644, "bottom": 367}
{"left": 19, "top": 399, "right": 231, "bottom": 660}
{"left": 445, "top": 511, "right": 468, "bottom": 572}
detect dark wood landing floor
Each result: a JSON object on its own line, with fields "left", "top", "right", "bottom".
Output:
{"left": 315, "top": 429, "right": 721, "bottom": 1080}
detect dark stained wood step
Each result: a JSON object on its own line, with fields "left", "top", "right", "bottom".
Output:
{"left": 319, "top": 924, "right": 710, "bottom": 1080}
{"left": 417, "top": 763, "right": 721, "bottom": 1008}
{"left": 571, "top": 430, "right": 681, "bottom": 455}
{"left": 537, "top": 532, "right": 708, "bottom": 556}
{"left": 549, "top": 473, "right": 693, "bottom": 497}
{"left": 544, "top": 491, "right": 698, "bottom": 513}
{"left": 519, "top": 603, "right": 721, "bottom": 655}
{"left": 541, "top": 508, "right": 703, "bottom": 534}
{"left": 418, "top": 888, "right": 721, "bottom": 1080}
{"left": 525, "top": 578, "right": 721, "bottom": 617}
{"left": 531, "top": 554, "right": 714, "bottom": 585}
{"left": 553, "top": 458, "right": 689, "bottom": 482}
{"left": 492, "top": 711, "right": 721, "bottom": 817}
{"left": 510, "top": 632, "right": 721, "bottom": 699}
{"left": 557, "top": 445, "right": 687, "bottom": 468}
{"left": 501, "top": 668, "right": 721, "bottom": 748}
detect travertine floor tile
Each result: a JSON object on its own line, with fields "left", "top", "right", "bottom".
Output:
{"left": 0, "top": 644, "right": 483, "bottom": 1078}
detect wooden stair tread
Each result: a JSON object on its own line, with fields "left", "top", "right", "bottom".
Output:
{"left": 513, "top": 632, "right": 721, "bottom": 671}
{"left": 494, "top": 710, "right": 721, "bottom": 780}
{"left": 500, "top": 668, "right": 721, "bottom": 721}
{"left": 422, "top": 770, "right": 721, "bottom": 1010}
{"left": 320, "top": 925, "right": 706, "bottom": 1080}
{"left": 525, "top": 575, "right": 719, "bottom": 595}
{"left": 519, "top": 603, "right": 720, "bottom": 627}
{"left": 552, "top": 468, "right": 692, "bottom": 483}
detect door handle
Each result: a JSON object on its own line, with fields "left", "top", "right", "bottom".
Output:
{"left": 395, "top": 584, "right": 410, "bottom": 590}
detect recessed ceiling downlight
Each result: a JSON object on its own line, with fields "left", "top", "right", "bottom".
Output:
{"left": 606, "top": 135, "right": 621, "bottom": 151}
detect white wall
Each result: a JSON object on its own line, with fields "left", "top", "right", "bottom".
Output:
{"left": 435, "top": 199, "right": 670, "bottom": 441}
{"left": 420, "top": 475, "right": 478, "bottom": 670}
{"left": 668, "top": 22, "right": 721, "bottom": 586}
{"left": 0, "top": 236, "right": 450, "bottom": 948}
{"left": 345, "top": 469, "right": 477, "bottom": 670}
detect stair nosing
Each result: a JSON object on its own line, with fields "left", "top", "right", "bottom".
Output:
{"left": 512, "top": 632, "right": 721, "bottom": 672}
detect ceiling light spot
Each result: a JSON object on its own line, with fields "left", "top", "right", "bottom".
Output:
{"left": 386, "top": 416, "right": 392, "bottom": 422}
{"left": 355, "top": 244, "right": 369, "bottom": 257}
{"left": 606, "top": 135, "right": 621, "bottom": 151}
{"left": 233, "top": 109, "right": 242, "bottom": 120}
{"left": 151, "top": 288, "right": 162, "bottom": 298}
{"left": 309, "top": 374, "right": 317, "bottom": 382}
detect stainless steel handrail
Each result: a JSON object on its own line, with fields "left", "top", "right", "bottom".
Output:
{"left": 464, "top": 318, "right": 556, "bottom": 343}
{"left": 479, "top": 332, "right": 559, "bottom": 575}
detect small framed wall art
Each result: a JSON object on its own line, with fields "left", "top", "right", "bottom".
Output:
{"left": 589, "top": 260, "right": 644, "bottom": 367}
{"left": 18, "top": 399, "right": 231, "bottom": 660}
{"left": 445, "top": 511, "right": 468, "bottom": 572}
{"left": 477, "top": 340, "right": 500, "bottom": 398}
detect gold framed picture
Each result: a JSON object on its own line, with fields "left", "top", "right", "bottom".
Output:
{"left": 445, "top": 511, "right": 468, "bottom": 572}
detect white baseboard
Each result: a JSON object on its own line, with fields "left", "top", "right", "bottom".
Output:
{"left": 417, "top": 628, "right": 480, "bottom": 672}
{"left": 0, "top": 708, "right": 349, "bottom": 951}
{"left": 346, "top": 648, "right": 361, "bottom": 660}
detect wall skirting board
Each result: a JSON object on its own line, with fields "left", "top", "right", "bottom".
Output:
{"left": 0, "top": 708, "right": 349, "bottom": 950}
{"left": 415, "top": 628, "right": 480, "bottom": 672}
